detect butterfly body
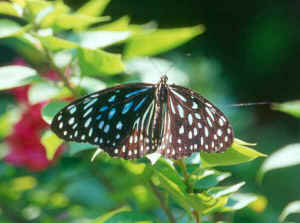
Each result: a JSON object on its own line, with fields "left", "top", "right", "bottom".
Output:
{"left": 51, "top": 75, "right": 233, "bottom": 160}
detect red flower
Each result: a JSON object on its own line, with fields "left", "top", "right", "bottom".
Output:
{"left": 4, "top": 103, "right": 64, "bottom": 171}
{"left": 4, "top": 58, "right": 65, "bottom": 171}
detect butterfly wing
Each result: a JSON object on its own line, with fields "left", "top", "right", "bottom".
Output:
{"left": 51, "top": 83, "right": 157, "bottom": 159}
{"left": 159, "top": 85, "right": 234, "bottom": 159}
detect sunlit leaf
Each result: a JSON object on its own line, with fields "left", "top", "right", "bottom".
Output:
{"left": 56, "top": 14, "right": 110, "bottom": 30}
{"left": 124, "top": 25, "right": 205, "bottom": 59}
{"left": 41, "top": 130, "right": 63, "bottom": 160}
{"left": 37, "top": 2, "right": 70, "bottom": 28}
{"left": 70, "top": 76, "right": 106, "bottom": 93}
{"left": 0, "top": 65, "right": 39, "bottom": 90}
{"left": 92, "top": 16, "right": 130, "bottom": 31}
{"left": 272, "top": 100, "right": 300, "bottom": 118}
{"left": 37, "top": 35, "right": 78, "bottom": 51}
{"left": 258, "top": 143, "right": 300, "bottom": 182}
{"left": 28, "top": 82, "right": 69, "bottom": 104}
{"left": 72, "top": 31, "right": 131, "bottom": 49}
{"left": 0, "top": 2, "right": 20, "bottom": 17}
{"left": 77, "top": 0, "right": 111, "bottom": 17}
{"left": 26, "top": 0, "right": 51, "bottom": 16}
{"left": 0, "top": 19, "right": 21, "bottom": 38}
{"left": 77, "top": 47, "right": 124, "bottom": 75}
{"left": 279, "top": 201, "right": 300, "bottom": 223}
{"left": 0, "top": 108, "right": 20, "bottom": 138}
{"left": 42, "top": 101, "right": 68, "bottom": 124}
{"left": 201, "top": 138, "right": 266, "bottom": 168}
{"left": 207, "top": 182, "right": 245, "bottom": 198}
{"left": 248, "top": 195, "right": 268, "bottom": 213}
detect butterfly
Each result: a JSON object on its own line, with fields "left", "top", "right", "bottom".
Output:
{"left": 51, "top": 75, "right": 234, "bottom": 160}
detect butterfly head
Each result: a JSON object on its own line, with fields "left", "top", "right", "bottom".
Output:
{"left": 160, "top": 75, "right": 168, "bottom": 85}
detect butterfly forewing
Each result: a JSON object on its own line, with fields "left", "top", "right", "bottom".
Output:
{"left": 51, "top": 84, "right": 157, "bottom": 159}
{"left": 159, "top": 85, "right": 234, "bottom": 159}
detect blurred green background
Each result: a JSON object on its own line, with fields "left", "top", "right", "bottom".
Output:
{"left": 0, "top": 0, "right": 299, "bottom": 222}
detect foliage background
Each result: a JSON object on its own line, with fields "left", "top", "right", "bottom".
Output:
{"left": 0, "top": 0, "right": 299, "bottom": 223}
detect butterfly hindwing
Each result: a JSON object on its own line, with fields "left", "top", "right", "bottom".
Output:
{"left": 159, "top": 85, "right": 234, "bottom": 159}
{"left": 51, "top": 84, "right": 157, "bottom": 159}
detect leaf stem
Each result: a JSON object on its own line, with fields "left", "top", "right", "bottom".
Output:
{"left": 148, "top": 180, "right": 177, "bottom": 223}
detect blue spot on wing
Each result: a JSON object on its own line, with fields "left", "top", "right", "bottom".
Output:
{"left": 134, "top": 96, "right": 149, "bottom": 111}
{"left": 108, "top": 95, "right": 116, "bottom": 103}
{"left": 108, "top": 108, "right": 116, "bottom": 120}
{"left": 125, "top": 88, "right": 149, "bottom": 98}
{"left": 122, "top": 101, "right": 134, "bottom": 114}
{"left": 99, "top": 105, "right": 108, "bottom": 112}
{"left": 96, "top": 114, "right": 102, "bottom": 120}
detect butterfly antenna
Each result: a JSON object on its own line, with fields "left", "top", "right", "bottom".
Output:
{"left": 147, "top": 57, "right": 162, "bottom": 75}
{"left": 230, "top": 102, "right": 272, "bottom": 107}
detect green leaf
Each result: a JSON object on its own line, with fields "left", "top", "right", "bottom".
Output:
{"left": 0, "top": 65, "right": 39, "bottom": 90}
{"left": 102, "top": 211, "right": 154, "bottom": 223}
{"left": 0, "top": 2, "right": 20, "bottom": 17}
{"left": 72, "top": 31, "right": 131, "bottom": 49}
{"left": 41, "top": 130, "right": 63, "bottom": 160}
{"left": 68, "top": 142, "right": 97, "bottom": 156}
{"left": 258, "top": 143, "right": 300, "bottom": 182}
{"left": 93, "top": 206, "right": 131, "bottom": 223}
{"left": 201, "top": 138, "right": 267, "bottom": 168}
{"left": 124, "top": 25, "right": 205, "bottom": 59}
{"left": 153, "top": 167, "right": 191, "bottom": 213}
{"left": 272, "top": 100, "right": 300, "bottom": 118}
{"left": 222, "top": 193, "right": 257, "bottom": 212}
{"left": 77, "top": 0, "right": 111, "bottom": 17}
{"left": 77, "top": 47, "right": 124, "bottom": 75}
{"left": 153, "top": 159, "right": 186, "bottom": 192}
{"left": 37, "top": 35, "right": 78, "bottom": 52}
{"left": 279, "top": 201, "right": 300, "bottom": 223}
{"left": 92, "top": 16, "right": 130, "bottom": 31}
{"left": 42, "top": 101, "right": 68, "bottom": 124}
{"left": 0, "top": 19, "right": 21, "bottom": 38}
{"left": 55, "top": 14, "right": 110, "bottom": 30}
{"left": 194, "top": 170, "right": 231, "bottom": 190}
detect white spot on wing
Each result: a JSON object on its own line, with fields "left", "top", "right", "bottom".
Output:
{"left": 177, "top": 104, "right": 184, "bottom": 118}
{"left": 170, "top": 89, "right": 187, "bottom": 102}
{"left": 179, "top": 125, "right": 184, "bottom": 134}
{"left": 188, "top": 114, "right": 193, "bottom": 125}
{"left": 192, "top": 102, "right": 198, "bottom": 109}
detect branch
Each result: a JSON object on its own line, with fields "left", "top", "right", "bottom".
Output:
{"left": 148, "top": 180, "right": 177, "bottom": 223}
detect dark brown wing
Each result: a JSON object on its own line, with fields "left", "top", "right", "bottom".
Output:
{"left": 159, "top": 84, "right": 234, "bottom": 159}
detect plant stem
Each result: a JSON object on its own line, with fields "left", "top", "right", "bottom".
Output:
{"left": 176, "top": 159, "right": 202, "bottom": 223}
{"left": 176, "top": 159, "right": 192, "bottom": 193}
{"left": 44, "top": 49, "right": 79, "bottom": 98}
{"left": 148, "top": 180, "right": 177, "bottom": 223}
